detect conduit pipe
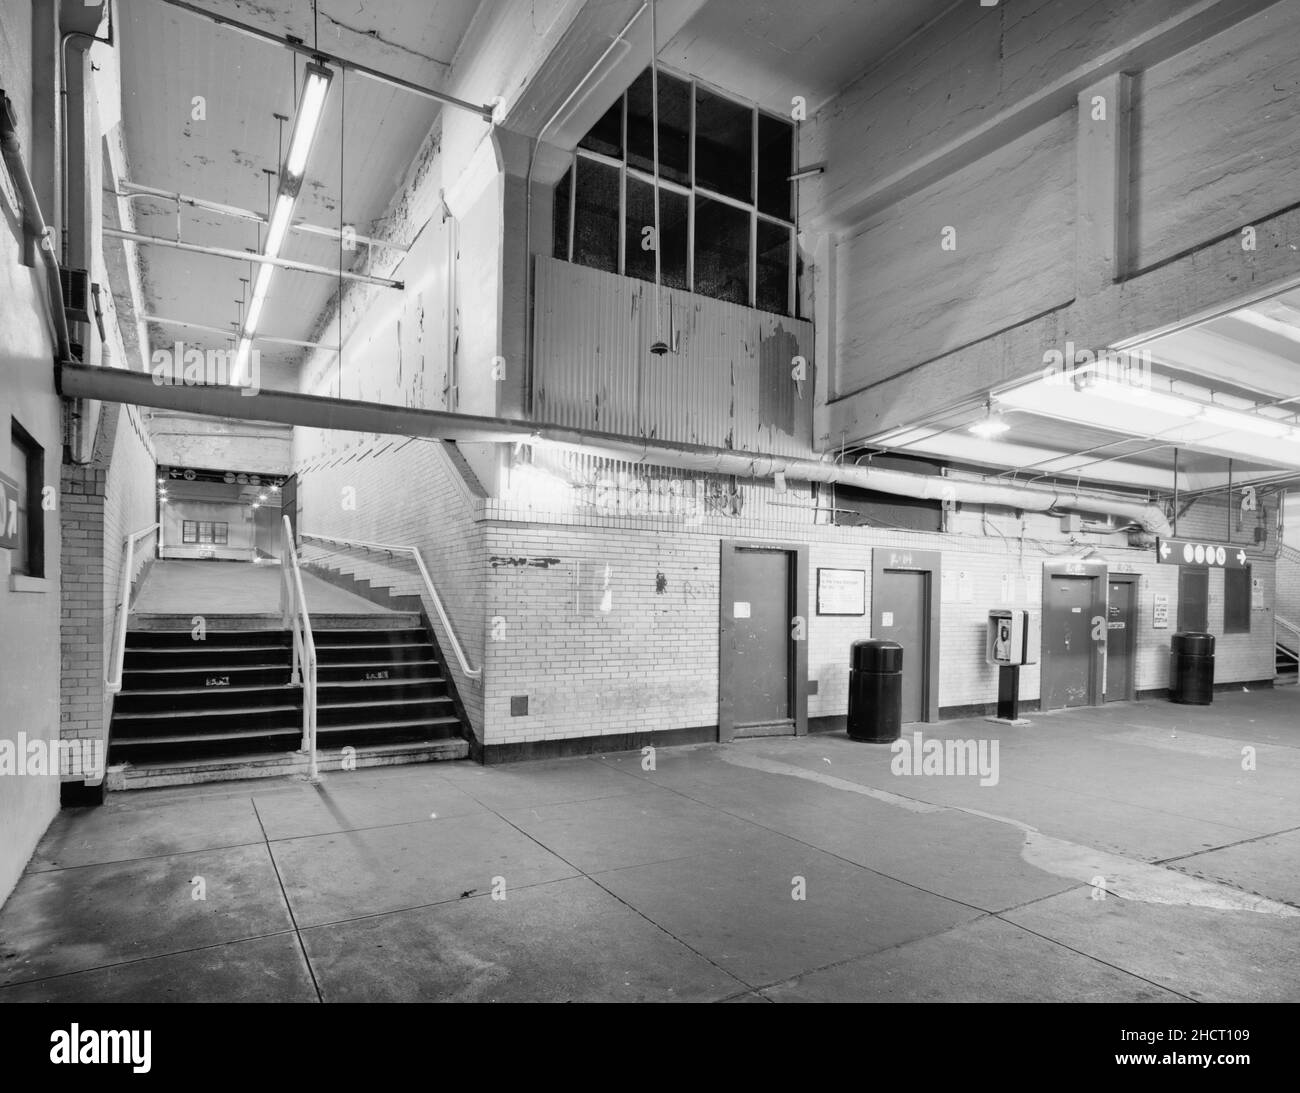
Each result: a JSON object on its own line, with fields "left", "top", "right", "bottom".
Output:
{"left": 0, "top": 94, "right": 73, "bottom": 363}
{"left": 56, "top": 362, "right": 1174, "bottom": 536}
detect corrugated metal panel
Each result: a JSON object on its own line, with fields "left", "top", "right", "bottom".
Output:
{"left": 534, "top": 257, "right": 815, "bottom": 457}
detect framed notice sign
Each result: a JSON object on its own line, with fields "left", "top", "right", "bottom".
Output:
{"left": 0, "top": 470, "right": 21, "bottom": 551}
{"left": 1152, "top": 593, "right": 1169, "bottom": 629}
{"left": 817, "top": 568, "right": 866, "bottom": 616}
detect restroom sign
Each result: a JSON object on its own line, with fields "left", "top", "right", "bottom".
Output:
{"left": 0, "top": 470, "right": 21, "bottom": 551}
{"left": 1155, "top": 537, "right": 1247, "bottom": 569}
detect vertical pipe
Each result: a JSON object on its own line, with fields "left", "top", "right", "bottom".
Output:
{"left": 1227, "top": 458, "right": 1233, "bottom": 541}
{"left": 1173, "top": 448, "right": 1179, "bottom": 537}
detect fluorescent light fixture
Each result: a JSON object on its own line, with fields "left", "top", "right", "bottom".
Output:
{"left": 284, "top": 63, "right": 332, "bottom": 182}
{"left": 970, "top": 407, "right": 1010, "bottom": 438}
{"left": 232, "top": 337, "right": 252, "bottom": 385}
{"left": 1200, "top": 404, "right": 1291, "bottom": 438}
{"left": 264, "top": 193, "right": 295, "bottom": 259}
{"left": 1082, "top": 379, "right": 1200, "bottom": 418}
{"left": 232, "top": 64, "right": 333, "bottom": 378}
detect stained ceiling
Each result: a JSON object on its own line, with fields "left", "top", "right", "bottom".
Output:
{"left": 115, "top": 0, "right": 483, "bottom": 385}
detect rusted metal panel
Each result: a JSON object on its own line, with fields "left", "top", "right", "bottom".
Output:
{"left": 534, "top": 257, "right": 815, "bottom": 457}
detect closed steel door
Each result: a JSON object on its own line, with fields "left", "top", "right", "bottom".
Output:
{"left": 1106, "top": 580, "right": 1136, "bottom": 701}
{"left": 1044, "top": 575, "right": 1094, "bottom": 708}
{"left": 875, "top": 569, "right": 928, "bottom": 723}
{"left": 730, "top": 548, "right": 791, "bottom": 728}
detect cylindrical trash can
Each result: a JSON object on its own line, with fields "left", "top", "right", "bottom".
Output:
{"left": 847, "top": 639, "right": 903, "bottom": 742}
{"left": 1169, "top": 632, "right": 1215, "bottom": 705}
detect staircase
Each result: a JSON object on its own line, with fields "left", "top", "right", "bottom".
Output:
{"left": 1276, "top": 634, "right": 1299, "bottom": 686}
{"left": 107, "top": 612, "right": 469, "bottom": 788}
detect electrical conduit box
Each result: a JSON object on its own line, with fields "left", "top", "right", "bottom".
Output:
{"left": 987, "top": 609, "right": 1039, "bottom": 666}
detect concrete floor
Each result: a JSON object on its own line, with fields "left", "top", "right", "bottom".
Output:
{"left": 133, "top": 559, "right": 393, "bottom": 616}
{"left": 2, "top": 689, "right": 1298, "bottom": 1002}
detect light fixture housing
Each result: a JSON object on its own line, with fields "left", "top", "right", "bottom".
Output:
{"left": 970, "top": 405, "right": 1011, "bottom": 438}
{"left": 282, "top": 62, "right": 333, "bottom": 189}
{"left": 233, "top": 61, "right": 333, "bottom": 384}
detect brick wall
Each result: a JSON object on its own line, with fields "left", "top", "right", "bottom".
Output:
{"left": 288, "top": 446, "right": 1292, "bottom": 749}
{"left": 292, "top": 429, "right": 488, "bottom": 739}
{"left": 58, "top": 403, "right": 156, "bottom": 769}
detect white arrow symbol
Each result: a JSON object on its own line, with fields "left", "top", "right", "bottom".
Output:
{"left": 1159, "top": 541, "right": 1170, "bottom": 559}
{"left": 1237, "top": 550, "right": 1247, "bottom": 566}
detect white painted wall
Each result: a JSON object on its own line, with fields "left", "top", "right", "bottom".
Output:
{"left": 0, "top": 0, "right": 63, "bottom": 906}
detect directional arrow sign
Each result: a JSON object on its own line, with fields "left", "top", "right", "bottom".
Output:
{"left": 1155, "top": 537, "right": 1249, "bottom": 569}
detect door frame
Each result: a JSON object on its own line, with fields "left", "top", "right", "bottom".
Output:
{"left": 1040, "top": 559, "right": 1108, "bottom": 710}
{"left": 870, "top": 547, "right": 942, "bottom": 724}
{"left": 1105, "top": 571, "right": 1139, "bottom": 702}
{"left": 718, "top": 541, "right": 809, "bottom": 742}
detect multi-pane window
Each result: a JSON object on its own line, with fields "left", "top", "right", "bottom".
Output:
{"left": 10, "top": 420, "right": 43, "bottom": 578}
{"left": 554, "top": 67, "right": 797, "bottom": 316}
{"left": 182, "top": 521, "right": 229, "bottom": 545}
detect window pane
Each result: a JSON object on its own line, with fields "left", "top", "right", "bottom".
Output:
{"left": 572, "top": 157, "right": 620, "bottom": 273}
{"left": 694, "top": 196, "right": 750, "bottom": 305}
{"left": 553, "top": 165, "right": 571, "bottom": 261}
{"left": 9, "top": 438, "right": 28, "bottom": 575}
{"left": 625, "top": 177, "right": 688, "bottom": 289}
{"left": 695, "top": 87, "right": 752, "bottom": 203}
{"left": 1178, "top": 568, "right": 1209, "bottom": 632}
{"left": 1224, "top": 567, "right": 1251, "bottom": 633}
{"left": 626, "top": 68, "right": 690, "bottom": 186}
{"left": 757, "top": 113, "right": 793, "bottom": 220}
{"left": 578, "top": 96, "right": 623, "bottom": 159}
{"left": 756, "top": 220, "right": 790, "bottom": 314}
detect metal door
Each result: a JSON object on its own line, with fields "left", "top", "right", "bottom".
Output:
{"left": 1044, "top": 575, "right": 1095, "bottom": 708}
{"left": 1106, "top": 579, "right": 1136, "bottom": 701}
{"left": 875, "top": 569, "right": 929, "bottom": 723}
{"left": 728, "top": 548, "right": 792, "bottom": 732}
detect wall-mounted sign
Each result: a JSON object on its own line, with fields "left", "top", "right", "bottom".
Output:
{"left": 1153, "top": 593, "right": 1170, "bottom": 629}
{"left": 0, "top": 470, "right": 22, "bottom": 551}
{"left": 1252, "top": 576, "right": 1265, "bottom": 610}
{"left": 816, "top": 568, "right": 866, "bottom": 616}
{"left": 1156, "top": 537, "right": 1247, "bottom": 569}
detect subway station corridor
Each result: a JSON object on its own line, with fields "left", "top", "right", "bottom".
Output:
{"left": 2, "top": 691, "right": 1297, "bottom": 1003}
{"left": 7, "top": 0, "right": 1300, "bottom": 1047}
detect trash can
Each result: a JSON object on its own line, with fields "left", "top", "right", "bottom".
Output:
{"left": 1169, "top": 632, "right": 1215, "bottom": 705}
{"left": 847, "top": 639, "right": 903, "bottom": 742}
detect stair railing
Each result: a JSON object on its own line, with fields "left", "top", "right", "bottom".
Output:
{"left": 280, "top": 515, "right": 320, "bottom": 781}
{"left": 301, "top": 532, "right": 482, "bottom": 682}
{"left": 1276, "top": 615, "right": 1300, "bottom": 670}
{"left": 106, "top": 523, "right": 160, "bottom": 695}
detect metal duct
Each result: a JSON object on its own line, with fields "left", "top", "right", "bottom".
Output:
{"left": 55, "top": 362, "right": 1173, "bottom": 536}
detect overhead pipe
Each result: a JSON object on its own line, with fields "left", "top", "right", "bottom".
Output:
{"left": 0, "top": 93, "right": 73, "bottom": 363}
{"left": 116, "top": 180, "right": 406, "bottom": 252}
{"left": 56, "top": 362, "right": 1174, "bottom": 536}
{"left": 102, "top": 227, "right": 404, "bottom": 289}
{"left": 149, "top": 0, "right": 497, "bottom": 120}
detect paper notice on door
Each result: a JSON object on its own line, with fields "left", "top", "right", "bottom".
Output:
{"left": 881, "top": 611, "right": 894, "bottom": 627}
{"left": 734, "top": 602, "right": 751, "bottom": 619}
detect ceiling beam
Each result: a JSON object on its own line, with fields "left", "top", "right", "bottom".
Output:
{"left": 147, "top": 0, "right": 497, "bottom": 120}
{"left": 118, "top": 180, "right": 408, "bottom": 253}
{"left": 143, "top": 314, "right": 339, "bottom": 351}
{"left": 102, "top": 227, "right": 404, "bottom": 289}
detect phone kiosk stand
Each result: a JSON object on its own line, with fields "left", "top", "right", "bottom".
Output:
{"left": 986, "top": 609, "right": 1039, "bottom": 726}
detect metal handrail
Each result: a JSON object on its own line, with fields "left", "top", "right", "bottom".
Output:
{"left": 281, "top": 516, "right": 319, "bottom": 781}
{"left": 1276, "top": 616, "right": 1300, "bottom": 666}
{"left": 106, "top": 523, "right": 160, "bottom": 694}
{"left": 301, "top": 532, "right": 482, "bottom": 681}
